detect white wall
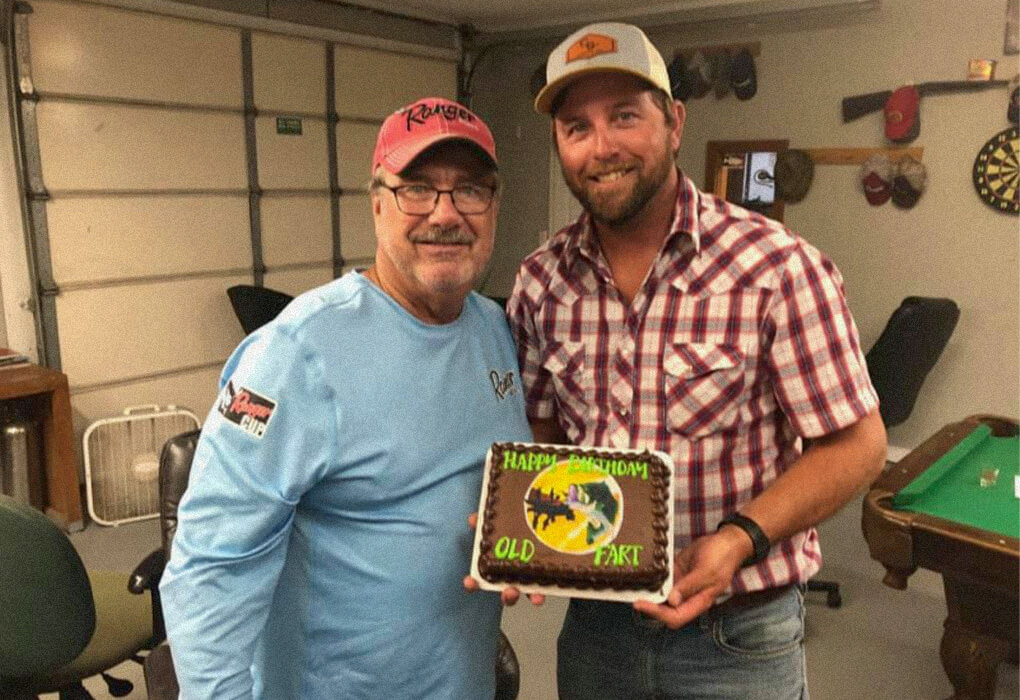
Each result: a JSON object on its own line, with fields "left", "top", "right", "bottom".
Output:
{"left": 474, "top": 0, "right": 1020, "bottom": 453}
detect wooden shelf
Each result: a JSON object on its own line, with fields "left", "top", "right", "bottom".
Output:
{"left": 803, "top": 147, "right": 924, "bottom": 165}
{"left": 674, "top": 41, "right": 761, "bottom": 61}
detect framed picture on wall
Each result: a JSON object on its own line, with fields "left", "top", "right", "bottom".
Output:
{"left": 705, "top": 139, "right": 789, "bottom": 222}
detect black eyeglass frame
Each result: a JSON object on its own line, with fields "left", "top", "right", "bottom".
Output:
{"left": 374, "top": 182, "right": 498, "bottom": 216}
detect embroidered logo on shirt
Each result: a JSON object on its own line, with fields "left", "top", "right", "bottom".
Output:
{"left": 217, "top": 380, "right": 277, "bottom": 439}
{"left": 489, "top": 370, "right": 517, "bottom": 400}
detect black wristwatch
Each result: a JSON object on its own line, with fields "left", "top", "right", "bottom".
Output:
{"left": 717, "top": 513, "right": 770, "bottom": 567}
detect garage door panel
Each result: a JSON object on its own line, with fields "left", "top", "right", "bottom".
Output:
{"left": 334, "top": 46, "right": 455, "bottom": 120}
{"left": 261, "top": 196, "right": 331, "bottom": 267}
{"left": 252, "top": 33, "right": 325, "bottom": 114}
{"left": 48, "top": 195, "right": 250, "bottom": 284}
{"left": 256, "top": 116, "right": 328, "bottom": 189}
{"left": 336, "top": 121, "right": 377, "bottom": 188}
{"left": 339, "top": 195, "right": 375, "bottom": 261}
{"left": 37, "top": 102, "right": 246, "bottom": 190}
{"left": 71, "top": 366, "right": 223, "bottom": 437}
{"left": 29, "top": 0, "right": 241, "bottom": 108}
{"left": 264, "top": 267, "right": 333, "bottom": 297}
{"left": 56, "top": 276, "right": 248, "bottom": 387}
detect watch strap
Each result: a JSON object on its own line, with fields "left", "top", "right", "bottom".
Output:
{"left": 718, "top": 513, "right": 770, "bottom": 567}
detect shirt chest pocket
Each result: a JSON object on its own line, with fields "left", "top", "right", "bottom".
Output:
{"left": 540, "top": 340, "right": 591, "bottom": 425}
{"left": 662, "top": 342, "right": 746, "bottom": 437}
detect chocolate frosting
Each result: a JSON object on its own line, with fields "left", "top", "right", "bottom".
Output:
{"left": 477, "top": 442, "right": 670, "bottom": 592}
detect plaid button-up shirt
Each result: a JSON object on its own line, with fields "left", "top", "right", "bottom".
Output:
{"left": 507, "top": 172, "right": 878, "bottom": 592}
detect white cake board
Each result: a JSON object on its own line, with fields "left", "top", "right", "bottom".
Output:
{"left": 470, "top": 442, "right": 675, "bottom": 604}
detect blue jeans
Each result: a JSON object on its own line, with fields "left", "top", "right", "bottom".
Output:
{"left": 557, "top": 586, "right": 808, "bottom": 700}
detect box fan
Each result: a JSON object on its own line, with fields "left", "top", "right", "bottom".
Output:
{"left": 83, "top": 404, "right": 200, "bottom": 526}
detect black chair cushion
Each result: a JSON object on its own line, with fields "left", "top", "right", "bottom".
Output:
{"left": 226, "top": 285, "right": 294, "bottom": 335}
{"left": 158, "top": 430, "right": 201, "bottom": 557}
{"left": 865, "top": 296, "right": 959, "bottom": 428}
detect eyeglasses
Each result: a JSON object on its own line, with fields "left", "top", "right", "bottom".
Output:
{"left": 376, "top": 182, "right": 497, "bottom": 215}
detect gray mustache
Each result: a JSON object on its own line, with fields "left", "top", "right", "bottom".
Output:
{"left": 410, "top": 228, "right": 471, "bottom": 245}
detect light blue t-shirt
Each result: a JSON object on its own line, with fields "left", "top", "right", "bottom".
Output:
{"left": 161, "top": 272, "right": 531, "bottom": 699}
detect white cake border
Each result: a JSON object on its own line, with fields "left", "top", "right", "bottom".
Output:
{"left": 470, "top": 442, "right": 675, "bottom": 604}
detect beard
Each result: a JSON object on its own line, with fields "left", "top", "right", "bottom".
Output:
{"left": 562, "top": 138, "right": 675, "bottom": 227}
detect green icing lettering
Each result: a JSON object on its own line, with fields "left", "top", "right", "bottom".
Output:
{"left": 494, "top": 536, "right": 535, "bottom": 562}
{"left": 593, "top": 543, "right": 643, "bottom": 567}
{"left": 566, "top": 455, "right": 649, "bottom": 480}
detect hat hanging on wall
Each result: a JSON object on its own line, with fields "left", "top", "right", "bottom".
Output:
{"left": 860, "top": 154, "right": 893, "bottom": 206}
{"left": 884, "top": 86, "right": 921, "bottom": 143}
{"left": 668, "top": 53, "right": 691, "bottom": 100}
{"left": 686, "top": 51, "right": 712, "bottom": 99}
{"left": 711, "top": 51, "right": 733, "bottom": 99}
{"left": 774, "top": 149, "right": 814, "bottom": 203}
{"left": 891, "top": 156, "right": 927, "bottom": 209}
{"left": 730, "top": 48, "right": 757, "bottom": 100}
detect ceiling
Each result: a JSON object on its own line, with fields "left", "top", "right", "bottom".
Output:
{"left": 331, "top": 0, "right": 878, "bottom": 33}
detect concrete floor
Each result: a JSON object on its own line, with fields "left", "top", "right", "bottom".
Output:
{"left": 54, "top": 492, "right": 1019, "bottom": 699}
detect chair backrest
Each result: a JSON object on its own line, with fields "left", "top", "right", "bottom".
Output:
{"left": 158, "top": 430, "right": 201, "bottom": 557}
{"left": 226, "top": 285, "right": 294, "bottom": 335}
{"left": 865, "top": 296, "right": 960, "bottom": 428}
{"left": 0, "top": 495, "right": 95, "bottom": 679}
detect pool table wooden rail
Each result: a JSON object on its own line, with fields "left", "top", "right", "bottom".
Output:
{"left": 861, "top": 414, "right": 1019, "bottom": 700}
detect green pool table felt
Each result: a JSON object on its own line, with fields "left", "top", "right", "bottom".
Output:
{"left": 892, "top": 424, "right": 1019, "bottom": 539}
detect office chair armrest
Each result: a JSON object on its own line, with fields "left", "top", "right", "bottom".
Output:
{"left": 129, "top": 548, "right": 166, "bottom": 594}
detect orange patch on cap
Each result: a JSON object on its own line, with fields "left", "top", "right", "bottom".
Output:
{"left": 566, "top": 34, "right": 618, "bottom": 63}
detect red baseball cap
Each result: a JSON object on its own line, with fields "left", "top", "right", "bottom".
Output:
{"left": 884, "top": 86, "right": 920, "bottom": 143}
{"left": 860, "top": 154, "right": 892, "bottom": 206}
{"left": 372, "top": 97, "right": 497, "bottom": 175}
{"left": 862, "top": 171, "right": 892, "bottom": 205}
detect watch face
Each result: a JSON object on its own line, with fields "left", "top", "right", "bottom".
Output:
{"left": 972, "top": 126, "right": 1019, "bottom": 215}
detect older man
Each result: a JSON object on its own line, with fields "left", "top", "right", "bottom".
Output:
{"left": 161, "top": 97, "right": 531, "bottom": 699}
{"left": 508, "top": 23, "right": 886, "bottom": 699}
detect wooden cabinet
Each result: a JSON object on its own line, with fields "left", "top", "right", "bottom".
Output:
{"left": 0, "top": 362, "right": 83, "bottom": 531}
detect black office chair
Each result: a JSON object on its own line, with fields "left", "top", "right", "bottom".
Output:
{"left": 863, "top": 296, "right": 961, "bottom": 428}
{"left": 0, "top": 494, "right": 154, "bottom": 699}
{"left": 807, "top": 296, "right": 960, "bottom": 608}
{"left": 226, "top": 284, "right": 294, "bottom": 335}
{"left": 136, "top": 430, "right": 521, "bottom": 700}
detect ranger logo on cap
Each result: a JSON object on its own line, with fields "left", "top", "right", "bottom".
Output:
{"left": 566, "top": 34, "right": 618, "bottom": 63}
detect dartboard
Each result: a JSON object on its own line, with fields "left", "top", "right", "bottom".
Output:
{"left": 972, "top": 126, "right": 1019, "bottom": 214}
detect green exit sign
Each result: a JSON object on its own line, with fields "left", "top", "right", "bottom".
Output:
{"left": 276, "top": 117, "right": 302, "bottom": 135}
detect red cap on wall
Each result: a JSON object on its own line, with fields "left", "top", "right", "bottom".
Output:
{"left": 884, "top": 86, "right": 920, "bottom": 143}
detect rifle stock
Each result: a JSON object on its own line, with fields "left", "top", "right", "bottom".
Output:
{"left": 841, "top": 90, "right": 892, "bottom": 122}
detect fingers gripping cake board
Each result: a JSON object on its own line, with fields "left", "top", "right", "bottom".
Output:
{"left": 471, "top": 442, "right": 675, "bottom": 603}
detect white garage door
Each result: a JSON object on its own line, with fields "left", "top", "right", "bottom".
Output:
{"left": 11, "top": 0, "right": 456, "bottom": 454}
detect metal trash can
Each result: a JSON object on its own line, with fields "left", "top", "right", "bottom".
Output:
{"left": 1, "top": 419, "right": 42, "bottom": 507}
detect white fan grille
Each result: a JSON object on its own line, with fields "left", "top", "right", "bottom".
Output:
{"left": 84, "top": 408, "right": 199, "bottom": 525}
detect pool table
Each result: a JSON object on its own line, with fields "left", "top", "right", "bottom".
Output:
{"left": 862, "top": 414, "right": 1019, "bottom": 700}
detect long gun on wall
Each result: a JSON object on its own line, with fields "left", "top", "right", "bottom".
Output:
{"left": 842, "top": 80, "right": 1010, "bottom": 123}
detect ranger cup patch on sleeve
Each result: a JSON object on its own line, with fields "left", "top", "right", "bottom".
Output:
{"left": 217, "top": 380, "right": 277, "bottom": 439}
